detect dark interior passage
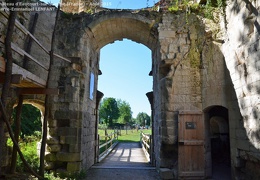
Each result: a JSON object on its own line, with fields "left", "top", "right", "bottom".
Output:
{"left": 208, "top": 106, "right": 231, "bottom": 179}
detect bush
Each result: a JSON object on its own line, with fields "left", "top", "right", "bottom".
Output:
{"left": 7, "top": 133, "right": 40, "bottom": 173}
{"left": 18, "top": 137, "right": 40, "bottom": 172}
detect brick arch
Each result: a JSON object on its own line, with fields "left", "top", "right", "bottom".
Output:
{"left": 88, "top": 11, "right": 159, "bottom": 50}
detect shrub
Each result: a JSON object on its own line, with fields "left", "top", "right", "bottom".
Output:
{"left": 16, "top": 136, "right": 40, "bottom": 172}
{"left": 7, "top": 133, "right": 40, "bottom": 173}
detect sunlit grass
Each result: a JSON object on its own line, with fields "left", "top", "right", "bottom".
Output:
{"left": 98, "top": 128, "right": 151, "bottom": 143}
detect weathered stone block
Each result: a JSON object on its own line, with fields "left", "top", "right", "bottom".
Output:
{"left": 160, "top": 168, "right": 174, "bottom": 179}
{"left": 48, "top": 120, "right": 57, "bottom": 127}
{"left": 70, "top": 119, "right": 82, "bottom": 128}
{"left": 65, "top": 136, "right": 81, "bottom": 144}
{"left": 55, "top": 110, "right": 82, "bottom": 119}
{"left": 56, "top": 152, "right": 81, "bottom": 162}
{"left": 48, "top": 144, "right": 61, "bottom": 152}
{"left": 69, "top": 144, "right": 81, "bottom": 153}
{"left": 57, "top": 127, "right": 81, "bottom": 136}
{"left": 45, "top": 153, "right": 57, "bottom": 162}
{"left": 159, "top": 30, "right": 176, "bottom": 39}
{"left": 45, "top": 161, "right": 56, "bottom": 170}
{"left": 49, "top": 128, "right": 58, "bottom": 136}
{"left": 67, "top": 162, "right": 81, "bottom": 172}
{"left": 235, "top": 129, "right": 248, "bottom": 140}
{"left": 46, "top": 137, "right": 59, "bottom": 145}
{"left": 60, "top": 136, "right": 66, "bottom": 144}
{"left": 237, "top": 140, "right": 250, "bottom": 151}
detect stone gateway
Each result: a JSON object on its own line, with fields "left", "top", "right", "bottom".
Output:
{"left": 0, "top": 0, "right": 259, "bottom": 179}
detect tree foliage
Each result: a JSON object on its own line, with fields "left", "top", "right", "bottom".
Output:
{"left": 99, "top": 97, "right": 151, "bottom": 127}
{"left": 99, "top": 97, "right": 120, "bottom": 127}
{"left": 136, "top": 112, "right": 150, "bottom": 126}
{"left": 12, "top": 104, "right": 42, "bottom": 138}
{"left": 117, "top": 99, "right": 132, "bottom": 124}
{"left": 99, "top": 98, "right": 134, "bottom": 127}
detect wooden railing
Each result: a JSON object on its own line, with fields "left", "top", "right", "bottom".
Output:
{"left": 98, "top": 130, "right": 118, "bottom": 162}
{"left": 140, "top": 132, "right": 151, "bottom": 162}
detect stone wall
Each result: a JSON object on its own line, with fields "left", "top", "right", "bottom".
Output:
{"left": 44, "top": 13, "right": 100, "bottom": 172}
{"left": 154, "top": 10, "right": 249, "bottom": 178}
{"left": 221, "top": 0, "right": 260, "bottom": 179}
{"left": 155, "top": 13, "right": 195, "bottom": 169}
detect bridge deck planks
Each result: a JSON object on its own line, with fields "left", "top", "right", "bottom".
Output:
{"left": 94, "top": 142, "right": 150, "bottom": 168}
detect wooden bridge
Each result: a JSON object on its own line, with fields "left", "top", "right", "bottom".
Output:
{"left": 86, "top": 142, "right": 160, "bottom": 180}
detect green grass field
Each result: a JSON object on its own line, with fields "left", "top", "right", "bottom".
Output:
{"left": 98, "top": 129, "right": 151, "bottom": 143}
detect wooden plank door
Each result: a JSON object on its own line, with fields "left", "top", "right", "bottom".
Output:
{"left": 178, "top": 111, "right": 205, "bottom": 179}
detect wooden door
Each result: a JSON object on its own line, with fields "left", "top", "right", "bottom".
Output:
{"left": 178, "top": 111, "right": 205, "bottom": 179}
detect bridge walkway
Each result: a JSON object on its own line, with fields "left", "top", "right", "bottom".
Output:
{"left": 85, "top": 142, "right": 160, "bottom": 180}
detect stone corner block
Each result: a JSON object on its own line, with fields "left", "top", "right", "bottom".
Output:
{"left": 45, "top": 153, "right": 57, "bottom": 162}
{"left": 56, "top": 152, "right": 81, "bottom": 162}
{"left": 159, "top": 168, "right": 174, "bottom": 180}
{"left": 67, "top": 162, "right": 81, "bottom": 172}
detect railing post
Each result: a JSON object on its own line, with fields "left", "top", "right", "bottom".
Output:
{"left": 149, "top": 134, "right": 152, "bottom": 163}
{"left": 105, "top": 136, "right": 108, "bottom": 152}
{"left": 110, "top": 133, "right": 112, "bottom": 147}
{"left": 114, "top": 129, "right": 116, "bottom": 139}
{"left": 97, "top": 134, "right": 100, "bottom": 162}
{"left": 140, "top": 132, "right": 142, "bottom": 143}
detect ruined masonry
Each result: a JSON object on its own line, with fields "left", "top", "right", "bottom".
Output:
{"left": 0, "top": 0, "right": 259, "bottom": 179}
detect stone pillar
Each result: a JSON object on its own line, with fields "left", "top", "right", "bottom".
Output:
{"left": 94, "top": 90, "right": 103, "bottom": 163}
{"left": 146, "top": 91, "right": 154, "bottom": 165}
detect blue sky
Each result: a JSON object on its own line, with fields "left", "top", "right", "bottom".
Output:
{"left": 99, "top": 40, "right": 152, "bottom": 118}
{"left": 44, "top": 0, "right": 159, "bottom": 117}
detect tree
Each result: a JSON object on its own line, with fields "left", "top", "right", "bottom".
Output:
{"left": 117, "top": 99, "right": 132, "bottom": 124}
{"left": 99, "top": 97, "right": 120, "bottom": 127}
{"left": 136, "top": 112, "right": 151, "bottom": 127}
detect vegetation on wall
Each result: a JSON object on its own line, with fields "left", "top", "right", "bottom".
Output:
{"left": 167, "top": 0, "right": 226, "bottom": 20}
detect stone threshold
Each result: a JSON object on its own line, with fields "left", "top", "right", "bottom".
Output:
{"left": 91, "top": 166, "right": 156, "bottom": 170}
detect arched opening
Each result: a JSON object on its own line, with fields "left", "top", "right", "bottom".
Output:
{"left": 97, "top": 39, "right": 153, "bottom": 161}
{"left": 12, "top": 104, "right": 42, "bottom": 139}
{"left": 204, "top": 106, "right": 231, "bottom": 179}
{"left": 9, "top": 102, "right": 43, "bottom": 172}
{"left": 87, "top": 10, "right": 158, "bottom": 165}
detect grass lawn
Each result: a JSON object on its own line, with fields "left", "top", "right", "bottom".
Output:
{"left": 98, "top": 129, "right": 151, "bottom": 143}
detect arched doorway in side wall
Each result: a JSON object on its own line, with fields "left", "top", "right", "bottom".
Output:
{"left": 204, "top": 106, "right": 231, "bottom": 180}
